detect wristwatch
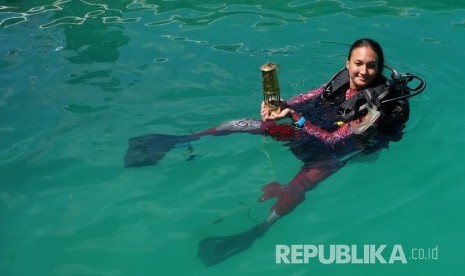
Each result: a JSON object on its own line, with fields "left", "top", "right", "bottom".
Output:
{"left": 292, "top": 116, "right": 306, "bottom": 129}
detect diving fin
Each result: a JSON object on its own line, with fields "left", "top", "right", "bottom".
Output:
{"left": 124, "top": 134, "right": 190, "bottom": 167}
{"left": 198, "top": 225, "right": 264, "bottom": 267}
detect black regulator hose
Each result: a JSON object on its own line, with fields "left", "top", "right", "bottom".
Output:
{"left": 381, "top": 65, "right": 426, "bottom": 104}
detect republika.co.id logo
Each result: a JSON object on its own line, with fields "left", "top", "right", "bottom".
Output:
{"left": 276, "top": 244, "right": 439, "bottom": 264}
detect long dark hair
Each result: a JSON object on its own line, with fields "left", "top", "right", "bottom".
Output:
{"left": 348, "top": 38, "right": 385, "bottom": 79}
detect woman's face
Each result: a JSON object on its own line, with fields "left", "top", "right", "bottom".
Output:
{"left": 346, "top": 46, "right": 379, "bottom": 90}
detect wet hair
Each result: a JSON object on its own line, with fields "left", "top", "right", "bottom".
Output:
{"left": 348, "top": 38, "right": 384, "bottom": 78}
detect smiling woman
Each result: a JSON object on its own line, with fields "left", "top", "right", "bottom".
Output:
{"left": 0, "top": 1, "right": 464, "bottom": 276}
{"left": 345, "top": 40, "right": 382, "bottom": 90}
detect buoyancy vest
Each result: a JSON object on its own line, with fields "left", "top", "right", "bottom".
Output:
{"left": 322, "top": 68, "right": 410, "bottom": 134}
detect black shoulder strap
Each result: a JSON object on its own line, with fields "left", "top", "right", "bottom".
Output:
{"left": 323, "top": 68, "right": 349, "bottom": 100}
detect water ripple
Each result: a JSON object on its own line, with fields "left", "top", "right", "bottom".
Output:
{"left": 0, "top": 12, "right": 27, "bottom": 28}
{"left": 40, "top": 16, "right": 86, "bottom": 28}
{"left": 451, "top": 19, "right": 465, "bottom": 28}
{"left": 2, "top": 1, "right": 465, "bottom": 30}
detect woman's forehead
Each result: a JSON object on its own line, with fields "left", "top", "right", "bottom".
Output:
{"left": 349, "top": 46, "right": 378, "bottom": 62}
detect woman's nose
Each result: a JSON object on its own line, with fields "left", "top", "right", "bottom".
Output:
{"left": 360, "top": 65, "right": 367, "bottom": 75}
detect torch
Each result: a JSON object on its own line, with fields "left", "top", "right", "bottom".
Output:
{"left": 260, "top": 62, "right": 282, "bottom": 114}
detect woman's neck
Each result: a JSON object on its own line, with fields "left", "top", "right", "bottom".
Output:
{"left": 345, "top": 88, "right": 359, "bottom": 99}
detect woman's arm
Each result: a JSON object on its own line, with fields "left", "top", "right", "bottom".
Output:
{"left": 301, "top": 120, "right": 353, "bottom": 145}
{"left": 285, "top": 84, "right": 326, "bottom": 108}
{"left": 260, "top": 85, "right": 326, "bottom": 121}
{"left": 261, "top": 85, "right": 326, "bottom": 121}
{"left": 290, "top": 110, "right": 373, "bottom": 145}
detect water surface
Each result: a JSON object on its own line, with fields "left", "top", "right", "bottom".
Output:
{"left": 1, "top": 1, "right": 464, "bottom": 275}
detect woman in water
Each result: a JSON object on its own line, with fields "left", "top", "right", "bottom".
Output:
{"left": 256, "top": 38, "right": 400, "bottom": 221}
{"left": 124, "top": 38, "right": 423, "bottom": 265}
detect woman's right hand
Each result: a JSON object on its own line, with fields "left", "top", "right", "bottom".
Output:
{"left": 261, "top": 101, "right": 291, "bottom": 121}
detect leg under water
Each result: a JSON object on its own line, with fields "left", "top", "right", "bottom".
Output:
{"left": 123, "top": 118, "right": 298, "bottom": 167}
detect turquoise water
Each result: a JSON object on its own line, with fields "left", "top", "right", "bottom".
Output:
{"left": 1, "top": 1, "right": 464, "bottom": 275}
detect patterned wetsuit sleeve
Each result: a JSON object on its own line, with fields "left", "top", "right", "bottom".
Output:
{"left": 286, "top": 84, "right": 326, "bottom": 108}
{"left": 302, "top": 121, "right": 353, "bottom": 145}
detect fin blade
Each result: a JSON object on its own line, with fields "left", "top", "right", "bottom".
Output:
{"left": 198, "top": 226, "right": 263, "bottom": 266}
{"left": 124, "top": 134, "right": 185, "bottom": 167}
